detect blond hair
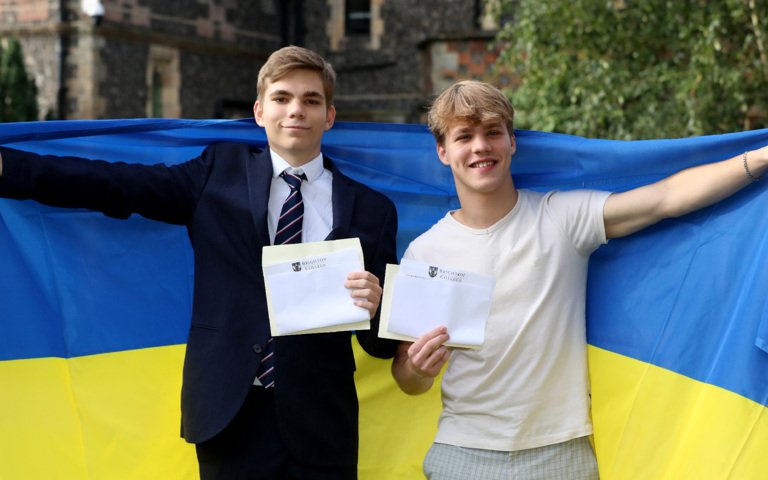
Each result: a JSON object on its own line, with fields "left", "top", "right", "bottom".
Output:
{"left": 427, "top": 80, "right": 515, "bottom": 144}
{"left": 257, "top": 46, "right": 336, "bottom": 105}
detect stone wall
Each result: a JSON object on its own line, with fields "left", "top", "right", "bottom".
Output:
{"left": 0, "top": 0, "right": 510, "bottom": 122}
{"left": 303, "top": 0, "right": 503, "bottom": 123}
{"left": 94, "top": 0, "right": 282, "bottom": 119}
{"left": 0, "top": 0, "right": 282, "bottom": 119}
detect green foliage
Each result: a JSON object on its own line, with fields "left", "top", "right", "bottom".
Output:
{"left": 0, "top": 38, "right": 39, "bottom": 122}
{"left": 493, "top": 0, "right": 768, "bottom": 139}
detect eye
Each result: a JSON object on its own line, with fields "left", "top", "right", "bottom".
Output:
{"left": 306, "top": 98, "right": 322, "bottom": 106}
{"left": 272, "top": 96, "right": 288, "bottom": 103}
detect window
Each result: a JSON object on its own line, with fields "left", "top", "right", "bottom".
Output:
{"left": 345, "top": 0, "right": 370, "bottom": 36}
{"left": 327, "top": 0, "right": 382, "bottom": 51}
{"left": 146, "top": 45, "right": 180, "bottom": 118}
{"left": 151, "top": 68, "right": 163, "bottom": 117}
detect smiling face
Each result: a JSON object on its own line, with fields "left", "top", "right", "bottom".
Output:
{"left": 437, "top": 119, "right": 516, "bottom": 198}
{"left": 254, "top": 68, "right": 336, "bottom": 167}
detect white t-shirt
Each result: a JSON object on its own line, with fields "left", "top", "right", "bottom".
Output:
{"left": 404, "top": 188, "right": 611, "bottom": 451}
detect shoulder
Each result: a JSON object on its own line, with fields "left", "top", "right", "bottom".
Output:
{"left": 194, "top": 143, "right": 269, "bottom": 177}
{"left": 403, "top": 214, "right": 451, "bottom": 259}
{"left": 202, "top": 142, "right": 266, "bottom": 159}
{"left": 535, "top": 189, "right": 610, "bottom": 252}
{"left": 540, "top": 189, "right": 611, "bottom": 211}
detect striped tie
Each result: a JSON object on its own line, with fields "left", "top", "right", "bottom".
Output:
{"left": 257, "top": 170, "right": 307, "bottom": 389}
{"left": 273, "top": 171, "right": 307, "bottom": 245}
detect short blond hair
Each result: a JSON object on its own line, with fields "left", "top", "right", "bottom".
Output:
{"left": 427, "top": 80, "right": 515, "bottom": 144}
{"left": 257, "top": 46, "right": 336, "bottom": 105}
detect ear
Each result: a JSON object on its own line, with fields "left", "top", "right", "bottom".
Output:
{"left": 324, "top": 105, "right": 337, "bottom": 131}
{"left": 436, "top": 142, "right": 450, "bottom": 166}
{"left": 510, "top": 132, "right": 517, "bottom": 156}
{"left": 253, "top": 100, "right": 264, "bottom": 127}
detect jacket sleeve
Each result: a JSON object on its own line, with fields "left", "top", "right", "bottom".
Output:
{"left": 0, "top": 145, "right": 214, "bottom": 225}
{"left": 356, "top": 194, "right": 400, "bottom": 359}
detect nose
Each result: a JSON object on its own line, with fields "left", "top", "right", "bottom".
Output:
{"left": 288, "top": 99, "right": 305, "bottom": 118}
{"left": 471, "top": 136, "right": 491, "bottom": 153}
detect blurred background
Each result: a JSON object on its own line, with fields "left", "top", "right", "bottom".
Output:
{"left": 1, "top": 0, "right": 768, "bottom": 139}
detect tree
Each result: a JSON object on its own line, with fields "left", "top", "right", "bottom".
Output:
{"left": 493, "top": 0, "right": 768, "bottom": 139}
{"left": 0, "top": 38, "right": 39, "bottom": 122}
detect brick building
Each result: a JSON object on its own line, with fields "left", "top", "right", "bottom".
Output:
{"left": 0, "top": 0, "right": 511, "bottom": 123}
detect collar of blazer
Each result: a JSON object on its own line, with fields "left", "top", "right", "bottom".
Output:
{"left": 325, "top": 155, "right": 355, "bottom": 241}
{"left": 245, "top": 148, "right": 357, "bottom": 245}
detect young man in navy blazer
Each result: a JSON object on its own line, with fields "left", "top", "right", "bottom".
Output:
{"left": 0, "top": 46, "right": 399, "bottom": 479}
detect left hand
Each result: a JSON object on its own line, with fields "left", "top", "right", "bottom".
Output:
{"left": 345, "top": 271, "right": 383, "bottom": 319}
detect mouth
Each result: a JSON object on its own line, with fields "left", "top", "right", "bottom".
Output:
{"left": 281, "top": 124, "right": 309, "bottom": 131}
{"left": 469, "top": 159, "right": 497, "bottom": 168}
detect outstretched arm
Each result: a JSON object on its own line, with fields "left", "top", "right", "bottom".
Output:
{"left": 391, "top": 326, "right": 451, "bottom": 395}
{"left": 604, "top": 147, "right": 768, "bottom": 239}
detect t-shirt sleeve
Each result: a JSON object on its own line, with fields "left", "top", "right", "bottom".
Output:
{"left": 545, "top": 189, "right": 611, "bottom": 255}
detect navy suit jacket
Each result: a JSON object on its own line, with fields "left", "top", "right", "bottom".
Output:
{"left": 0, "top": 142, "right": 399, "bottom": 467}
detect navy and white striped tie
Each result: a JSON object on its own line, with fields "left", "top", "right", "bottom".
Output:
{"left": 273, "top": 171, "right": 307, "bottom": 245}
{"left": 257, "top": 170, "right": 307, "bottom": 389}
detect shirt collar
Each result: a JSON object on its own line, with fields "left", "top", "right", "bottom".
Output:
{"left": 269, "top": 149, "right": 324, "bottom": 183}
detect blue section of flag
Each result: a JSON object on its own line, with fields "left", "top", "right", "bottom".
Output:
{"left": 1, "top": 119, "right": 767, "bottom": 409}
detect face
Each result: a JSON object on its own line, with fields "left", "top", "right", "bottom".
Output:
{"left": 254, "top": 68, "right": 336, "bottom": 166}
{"left": 437, "top": 120, "right": 516, "bottom": 197}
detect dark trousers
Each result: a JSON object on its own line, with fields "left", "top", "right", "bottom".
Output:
{"left": 195, "top": 387, "right": 357, "bottom": 480}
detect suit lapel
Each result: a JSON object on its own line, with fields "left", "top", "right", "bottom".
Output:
{"left": 325, "top": 156, "right": 355, "bottom": 241}
{"left": 246, "top": 148, "right": 273, "bottom": 246}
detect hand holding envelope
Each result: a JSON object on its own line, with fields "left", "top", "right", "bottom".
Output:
{"left": 379, "top": 259, "right": 495, "bottom": 348}
{"left": 262, "top": 238, "right": 371, "bottom": 335}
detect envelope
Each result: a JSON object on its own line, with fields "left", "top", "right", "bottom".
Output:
{"left": 379, "top": 259, "right": 495, "bottom": 348}
{"left": 262, "top": 238, "right": 370, "bottom": 335}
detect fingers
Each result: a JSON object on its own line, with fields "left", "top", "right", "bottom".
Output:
{"left": 345, "top": 271, "right": 382, "bottom": 319}
{"left": 411, "top": 325, "right": 449, "bottom": 352}
{"left": 407, "top": 326, "right": 450, "bottom": 377}
{"left": 409, "top": 344, "right": 450, "bottom": 378}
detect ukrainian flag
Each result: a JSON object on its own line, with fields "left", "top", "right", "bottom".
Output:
{"left": 1, "top": 120, "right": 766, "bottom": 479}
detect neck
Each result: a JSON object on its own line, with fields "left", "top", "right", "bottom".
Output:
{"left": 271, "top": 147, "right": 320, "bottom": 168}
{"left": 453, "top": 180, "right": 518, "bottom": 229}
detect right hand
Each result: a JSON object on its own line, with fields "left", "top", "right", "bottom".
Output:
{"left": 406, "top": 325, "right": 451, "bottom": 378}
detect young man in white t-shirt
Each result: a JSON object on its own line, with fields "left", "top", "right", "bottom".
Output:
{"left": 391, "top": 80, "right": 768, "bottom": 479}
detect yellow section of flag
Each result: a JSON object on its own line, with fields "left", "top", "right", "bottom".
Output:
{"left": 590, "top": 346, "right": 768, "bottom": 479}
{"left": 0, "top": 342, "right": 438, "bottom": 479}
{"left": 0, "top": 346, "right": 196, "bottom": 479}
{"left": 3, "top": 342, "right": 766, "bottom": 479}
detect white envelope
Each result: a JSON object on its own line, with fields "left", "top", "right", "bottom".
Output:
{"left": 262, "top": 238, "right": 370, "bottom": 335}
{"left": 379, "top": 259, "right": 495, "bottom": 348}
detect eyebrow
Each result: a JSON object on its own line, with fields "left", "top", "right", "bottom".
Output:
{"left": 268, "top": 89, "right": 324, "bottom": 100}
{"left": 450, "top": 121, "right": 503, "bottom": 136}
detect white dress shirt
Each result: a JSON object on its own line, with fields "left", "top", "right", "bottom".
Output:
{"left": 267, "top": 150, "right": 333, "bottom": 244}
